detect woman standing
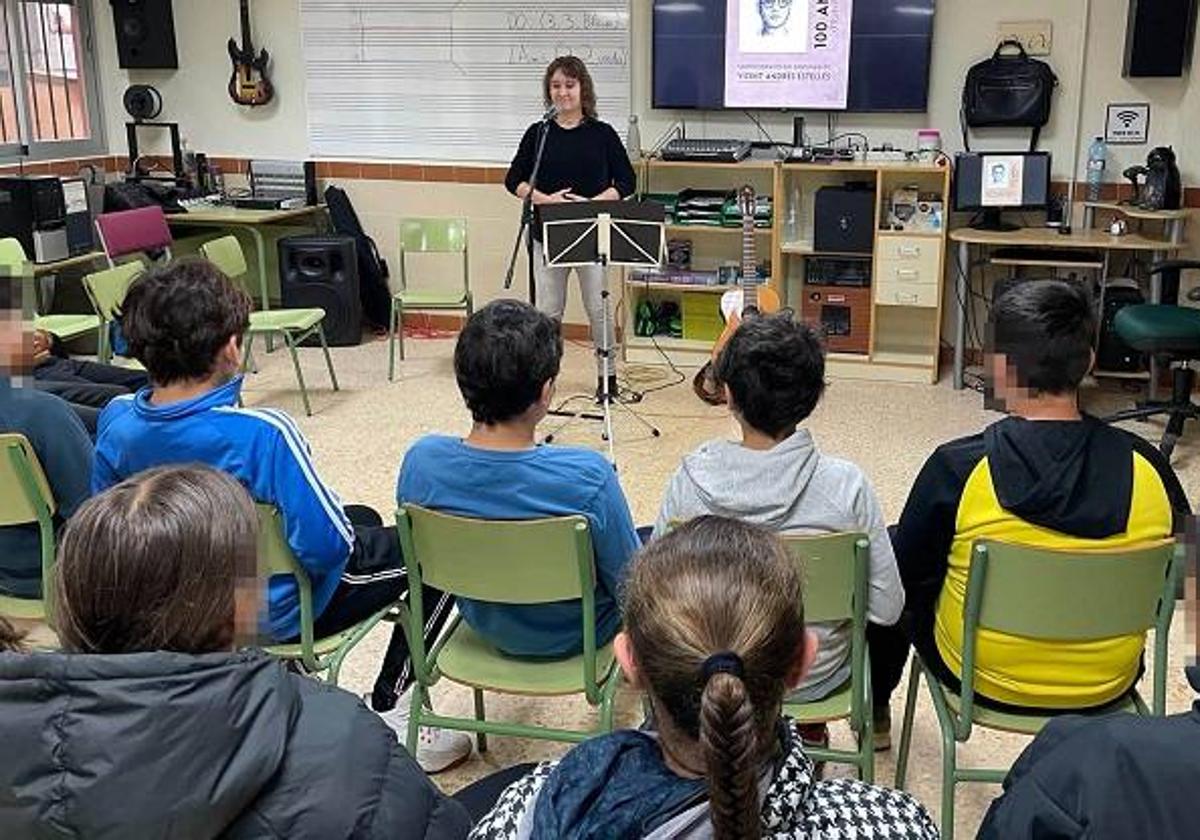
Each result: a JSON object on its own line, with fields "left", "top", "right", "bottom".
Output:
{"left": 505, "top": 55, "right": 636, "bottom": 399}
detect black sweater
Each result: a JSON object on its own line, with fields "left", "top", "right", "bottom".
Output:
{"left": 504, "top": 118, "right": 636, "bottom": 239}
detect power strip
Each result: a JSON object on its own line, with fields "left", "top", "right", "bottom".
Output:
{"left": 864, "top": 149, "right": 911, "bottom": 163}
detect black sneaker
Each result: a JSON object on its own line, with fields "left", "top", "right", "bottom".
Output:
{"left": 873, "top": 706, "right": 892, "bottom": 752}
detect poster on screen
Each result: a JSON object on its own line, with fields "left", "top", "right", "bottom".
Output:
{"left": 724, "top": 0, "right": 853, "bottom": 109}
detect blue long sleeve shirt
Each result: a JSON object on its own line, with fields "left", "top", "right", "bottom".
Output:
{"left": 92, "top": 377, "right": 354, "bottom": 639}
{"left": 0, "top": 377, "right": 93, "bottom": 598}
{"left": 397, "top": 436, "right": 639, "bottom": 657}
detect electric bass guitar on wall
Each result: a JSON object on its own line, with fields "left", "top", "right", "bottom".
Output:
{"left": 693, "top": 185, "right": 782, "bottom": 405}
{"left": 228, "top": 0, "right": 273, "bottom": 107}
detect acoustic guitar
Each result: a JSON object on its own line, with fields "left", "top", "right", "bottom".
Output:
{"left": 227, "top": 0, "right": 273, "bottom": 107}
{"left": 693, "top": 185, "right": 782, "bottom": 405}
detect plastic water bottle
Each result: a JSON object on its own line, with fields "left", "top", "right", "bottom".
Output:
{"left": 626, "top": 114, "right": 641, "bottom": 159}
{"left": 1086, "top": 136, "right": 1106, "bottom": 202}
{"left": 784, "top": 182, "right": 800, "bottom": 243}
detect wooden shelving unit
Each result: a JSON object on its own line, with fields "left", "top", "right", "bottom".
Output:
{"left": 626, "top": 157, "right": 952, "bottom": 383}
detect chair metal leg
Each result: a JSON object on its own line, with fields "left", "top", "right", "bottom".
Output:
{"left": 242, "top": 333, "right": 258, "bottom": 375}
{"left": 860, "top": 666, "right": 875, "bottom": 784}
{"left": 281, "top": 331, "right": 313, "bottom": 416}
{"left": 388, "top": 297, "right": 399, "bottom": 381}
{"left": 473, "top": 688, "right": 488, "bottom": 753}
{"left": 397, "top": 302, "right": 406, "bottom": 361}
{"left": 894, "top": 655, "right": 922, "bottom": 789}
{"left": 940, "top": 716, "right": 958, "bottom": 840}
{"left": 406, "top": 681, "right": 425, "bottom": 756}
{"left": 316, "top": 325, "right": 339, "bottom": 391}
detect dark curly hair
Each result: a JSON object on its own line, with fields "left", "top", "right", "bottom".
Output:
{"left": 543, "top": 55, "right": 598, "bottom": 119}
{"left": 454, "top": 299, "right": 562, "bottom": 425}
{"left": 715, "top": 311, "right": 826, "bottom": 439}
{"left": 121, "top": 257, "right": 251, "bottom": 386}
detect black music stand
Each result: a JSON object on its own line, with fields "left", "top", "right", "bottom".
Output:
{"left": 539, "top": 200, "right": 666, "bottom": 465}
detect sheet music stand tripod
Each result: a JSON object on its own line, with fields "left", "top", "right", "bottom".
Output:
{"left": 539, "top": 200, "right": 666, "bottom": 465}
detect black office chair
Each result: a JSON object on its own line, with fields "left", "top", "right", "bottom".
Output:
{"left": 1104, "top": 260, "right": 1200, "bottom": 460}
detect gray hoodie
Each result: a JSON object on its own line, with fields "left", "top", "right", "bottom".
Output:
{"left": 652, "top": 428, "right": 904, "bottom": 700}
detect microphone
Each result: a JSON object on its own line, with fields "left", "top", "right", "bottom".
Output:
{"left": 541, "top": 103, "right": 558, "bottom": 122}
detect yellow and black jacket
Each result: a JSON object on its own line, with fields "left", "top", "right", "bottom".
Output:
{"left": 892, "top": 415, "right": 1188, "bottom": 709}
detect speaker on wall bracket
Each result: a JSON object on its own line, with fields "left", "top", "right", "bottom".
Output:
{"left": 278, "top": 235, "right": 363, "bottom": 347}
{"left": 111, "top": 0, "right": 178, "bottom": 70}
{"left": 1124, "top": 0, "right": 1199, "bottom": 77}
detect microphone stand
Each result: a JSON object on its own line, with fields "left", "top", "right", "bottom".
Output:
{"left": 503, "top": 112, "right": 554, "bottom": 302}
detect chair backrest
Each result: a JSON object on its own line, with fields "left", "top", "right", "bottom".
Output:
{"left": 970, "top": 539, "right": 1176, "bottom": 640}
{"left": 200, "top": 235, "right": 248, "bottom": 280}
{"left": 397, "top": 504, "right": 593, "bottom": 604}
{"left": 0, "top": 433, "right": 55, "bottom": 525}
{"left": 94, "top": 206, "right": 173, "bottom": 263}
{"left": 782, "top": 532, "right": 869, "bottom": 624}
{"left": 0, "top": 237, "right": 27, "bottom": 273}
{"left": 255, "top": 504, "right": 316, "bottom": 648}
{"left": 399, "top": 218, "right": 468, "bottom": 254}
{"left": 82, "top": 261, "right": 144, "bottom": 322}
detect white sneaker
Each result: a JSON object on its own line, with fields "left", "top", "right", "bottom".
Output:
{"left": 371, "top": 693, "right": 473, "bottom": 774}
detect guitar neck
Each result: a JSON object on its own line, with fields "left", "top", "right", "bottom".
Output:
{"left": 742, "top": 205, "right": 757, "bottom": 308}
{"left": 240, "top": 0, "right": 253, "bottom": 52}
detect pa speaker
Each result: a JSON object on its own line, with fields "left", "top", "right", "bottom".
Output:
{"left": 278, "top": 235, "right": 362, "bottom": 346}
{"left": 110, "top": 0, "right": 178, "bottom": 70}
{"left": 1124, "top": 0, "right": 1198, "bottom": 77}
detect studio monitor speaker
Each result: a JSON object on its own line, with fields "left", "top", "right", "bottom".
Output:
{"left": 110, "top": 0, "right": 178, "bottom": 69}
{"left": 278, "top": 235, "right": 362, "bottom": 346}
{"left": 1124, "top": 0, "right": 1198, "bottom": 77}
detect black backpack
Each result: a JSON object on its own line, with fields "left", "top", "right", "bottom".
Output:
{"left": 323, "top": 185, "right": 392, "bottom": 329}
{"left": 961, "top": 40, "right": 1058, "bottom": 151}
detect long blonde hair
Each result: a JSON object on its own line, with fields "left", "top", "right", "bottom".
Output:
{"left": 624, "top": 516, "right": 806, "bottom": 840}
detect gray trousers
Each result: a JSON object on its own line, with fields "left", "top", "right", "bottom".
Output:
{"left": 533, "top": 246, "right": 614, "bottom": 375}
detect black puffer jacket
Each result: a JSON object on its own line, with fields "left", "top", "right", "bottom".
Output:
{"left": 0, "top": 649, "right": 470, "bottom": 839}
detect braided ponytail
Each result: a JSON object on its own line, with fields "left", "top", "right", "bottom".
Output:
{"left": 700, "top": 672, "right": 761, "bottom": 840}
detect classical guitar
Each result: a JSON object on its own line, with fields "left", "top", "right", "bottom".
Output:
{"left": 227, "top": 0, "right": 273, "bottom": 107}
{"left": 693, "top": 185, "right": 783, "bottom": 405}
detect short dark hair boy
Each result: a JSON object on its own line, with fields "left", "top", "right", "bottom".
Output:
{"left": 454, "top": 299, "right": 562, "bottom": 425}
{"left": 715, "top": 310, "right": 826, "bottom": 439}
{"left": 122, "top": 257, "right": 251, "bottom": 385}
{"left": 988, "top": 279, "right": 1095, "bottom": 397}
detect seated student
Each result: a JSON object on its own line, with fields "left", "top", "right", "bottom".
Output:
{"left": 91, "top": 257, "right": 470, "bottom": 772}
{"left": 652, "top": 311, "right": 903, "bottom": 745}
{"left": 32, "top": 327, "right": 149, "bottom": 433}
{"left": 0, "top": 282, "right": 92, "bottom": 599}
{"left": 0, "top": 465, "right": 471, "bottom": 840}
{"left": 397, "top": 299, "right": 640, "bottom": 660}
{"left": 977, "top": 663, "right": 1200, "bottom": 840}
{"left": 869, "top": 279, "right": 1190, "bottom": 746}
{"left": 469, "top": 516, "right": 938, "bottom": 839}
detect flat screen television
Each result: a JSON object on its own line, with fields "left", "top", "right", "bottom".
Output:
{"left": 652, "top": 0, "right": 937, "bottom": 112}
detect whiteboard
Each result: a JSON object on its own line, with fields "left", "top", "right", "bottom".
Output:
{"left": 300, "top": 1, "right": 631, "bottom": 164}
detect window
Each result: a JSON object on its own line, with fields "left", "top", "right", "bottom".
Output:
{"left": 1, "top": 0, "right": 104, "bottom": 160}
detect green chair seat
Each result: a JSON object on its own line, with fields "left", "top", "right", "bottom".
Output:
{"left": 0, "top": 594, "right": 45, "bottom": 622}
{"left": 1114, "top": 304, "right": 1200, "bottom": 355}
{"left": 0, "top": 434, "right": 57, "bottom": 628}
{"left": 941, "top": 683, "right": 1141, "bottom": 736}
{"left": 787, "top": 680, "right": 853, "bottom": 724}
{"left": 249, "top": 308, "right": 325, "bottom": 332}
{"left": 33, "top": 313, "right": 99, "bottom": 342}
{"left": 263, "top": 626, "right": 367, "bottom": 660}
{"left": 394, "top": 289, "right": 470, "bottom": 308}
{"left": 439, "top": 621, "right": 616, "bottom": 696}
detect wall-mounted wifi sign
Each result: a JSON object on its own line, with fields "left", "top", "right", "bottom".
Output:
{"left": 1104, "top": 102, "right": 1150, "bottom": 145}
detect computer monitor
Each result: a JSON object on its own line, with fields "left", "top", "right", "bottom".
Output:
{"left": 954, "top": 152, "right": 1051, "bottom": 231}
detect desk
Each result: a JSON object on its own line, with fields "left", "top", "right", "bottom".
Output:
{"left": 949, "top": 227, "right": 1181, "bottom": 389}
{"left": 166, "top": 205, "right": 326, "bottom": 310}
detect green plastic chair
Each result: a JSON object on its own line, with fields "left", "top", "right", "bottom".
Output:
{"left": 81, "top": 261, "right": 144, "bottom": 363}
{"left": 389, "top": 218, "right": 473, "bottom": 380}
{"left": 201, "top": 236, "right": 339, "bottom": 416}
{"left": 0, "top": 434, "right": 56, "bottom": 623}
{"left": 0, "top": 237, "right": 100, "bottom": 350}
{"left": 781, "top": 532, "right": 875, "bottom": 783}
{"left": 894, "top": 538, "right": 1182, "bottom": 839}
{"left": 255, "top": 504, "right": 401, "bottom": 684}
{"left": 395, "top": 504, "right": 620, "bottom": 753}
